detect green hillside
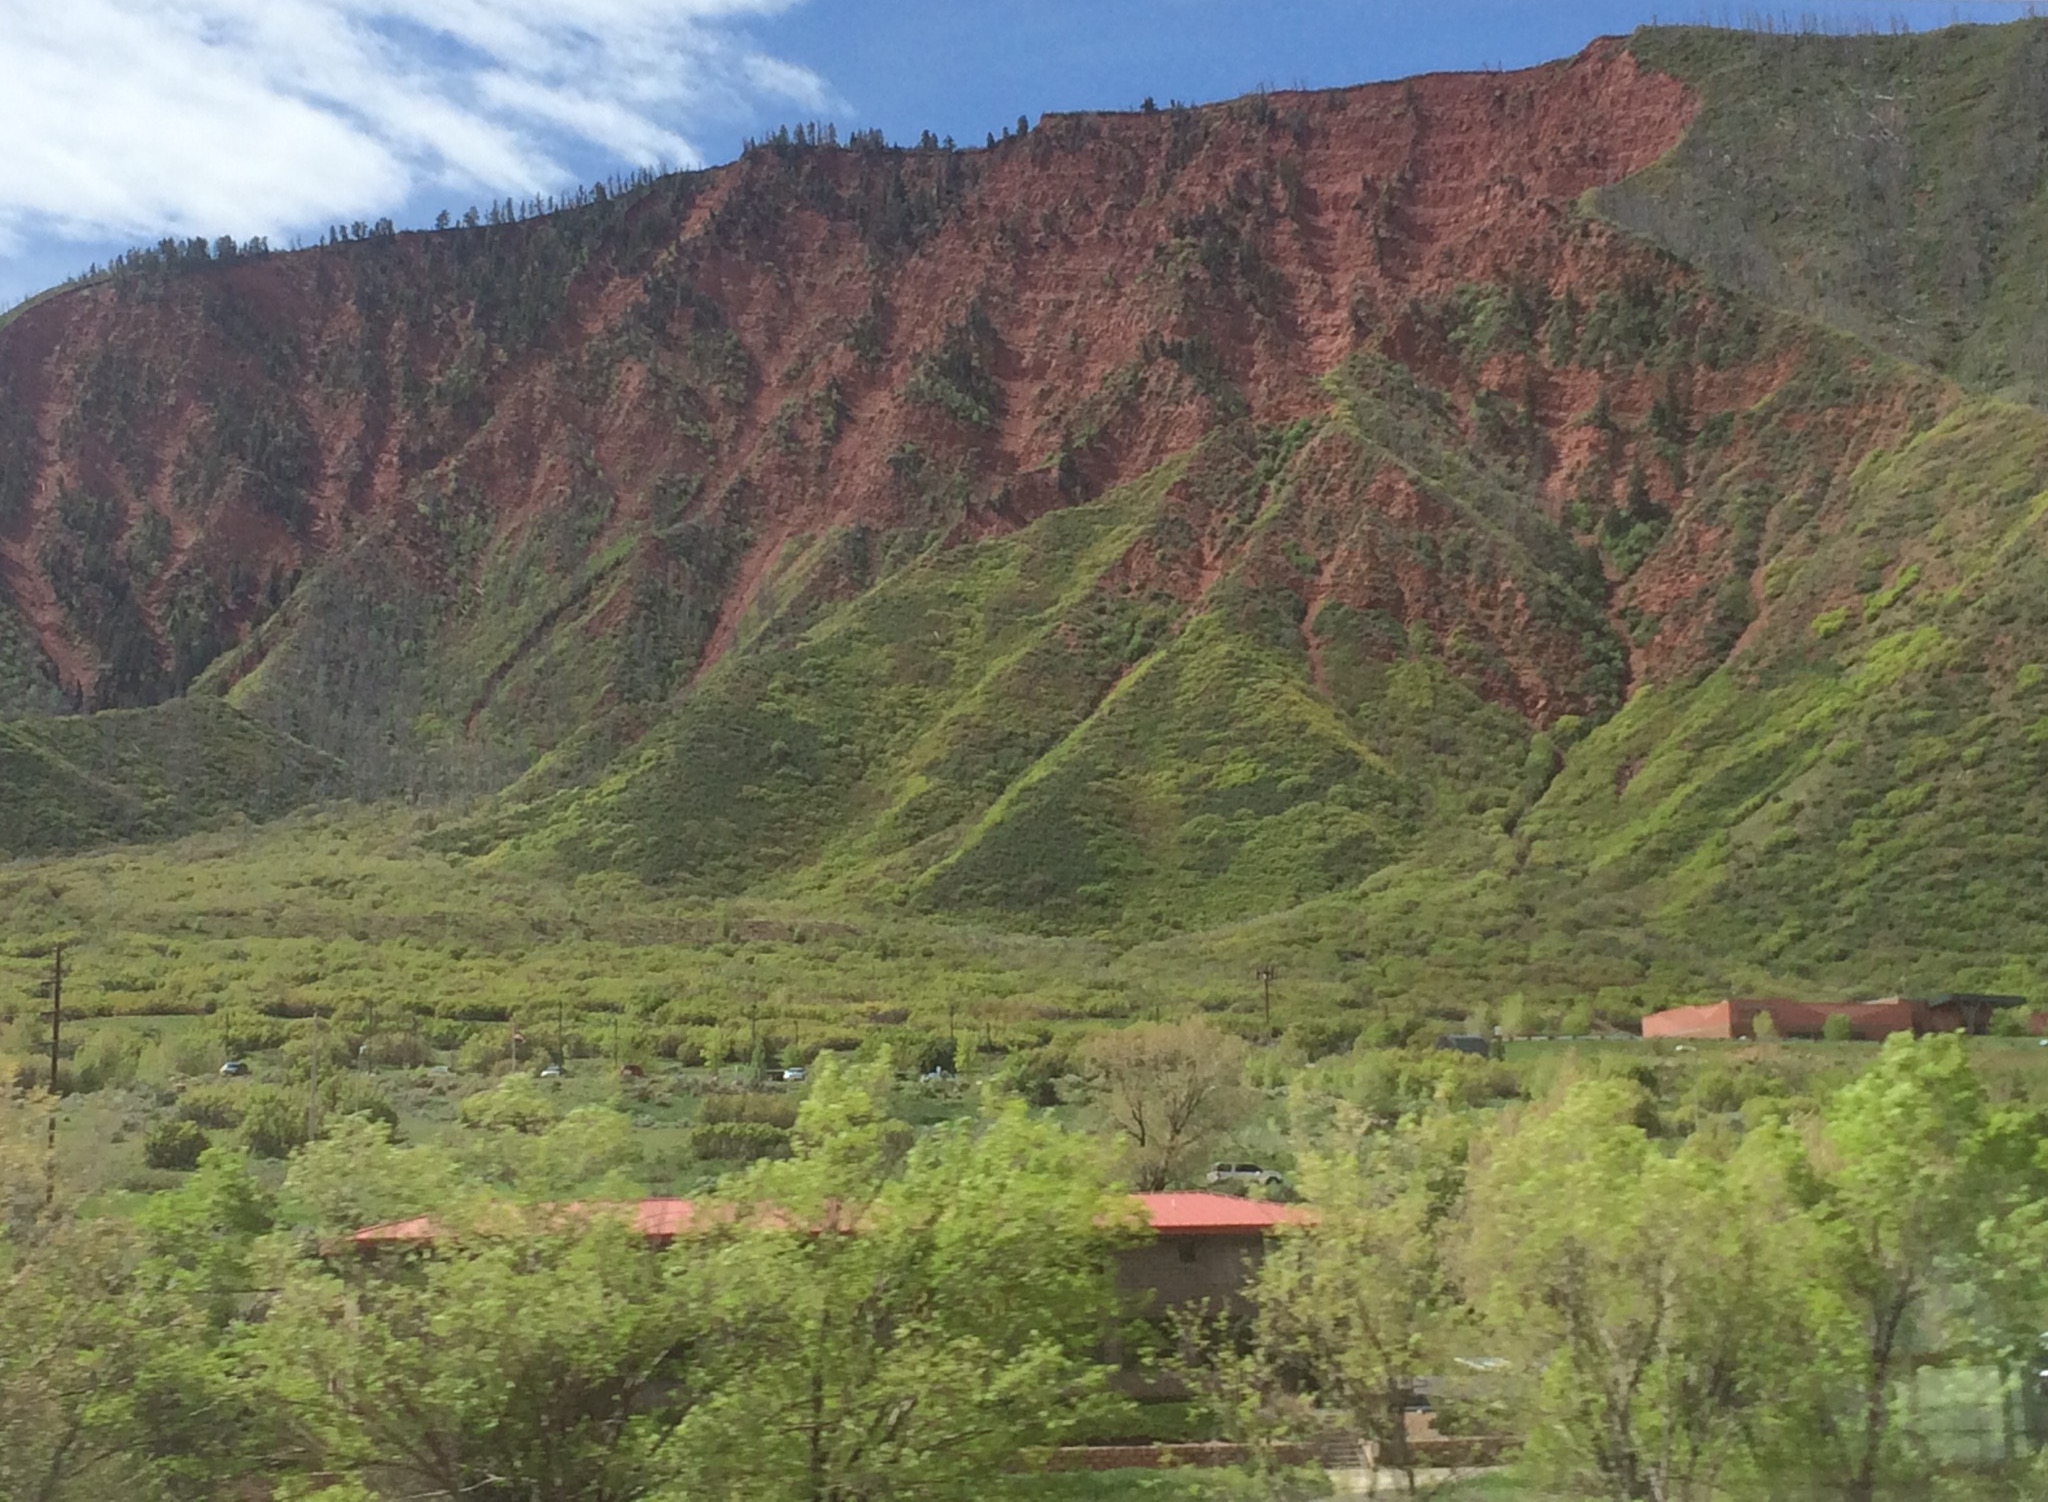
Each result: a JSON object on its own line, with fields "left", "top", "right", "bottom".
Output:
{"left": 0, "top": 697, "right": 342, "bottom": 857}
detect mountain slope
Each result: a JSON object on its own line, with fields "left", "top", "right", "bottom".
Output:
{"left": 1, "top": 40, "right": 1692, "bottom": 746}
{"left": 4, "top": 21, "right": 2048, "bottom": 1004}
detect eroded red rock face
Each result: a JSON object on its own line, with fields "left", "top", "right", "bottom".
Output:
{"left": 0, "top": 39, "right": 1872, "bottom": 738}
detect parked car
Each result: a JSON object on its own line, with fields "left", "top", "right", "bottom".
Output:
{"left": 1206, "top": 1162, "right": 1283, "bottom": 1187}
{"left": 218, "top": 1059, "right": 249, "bottom": 1077}
{"left": 539, "top": 1064, "right": 564, "bottom": 1079}
{"left": 782, "top": 1066, "right": 806, "bottom": 1083}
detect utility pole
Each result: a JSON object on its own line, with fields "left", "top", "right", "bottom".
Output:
{"left": 48, "top": 942, "right": 63, "bottom": 1094}
{"left": 1255, "top": 964, "right": 1277, "bottom": 1037}
{"left": 307, "top": 1012, "right": 321, "bottom": 1145}
{"left": 558, "top": 996, "right": 567, "bottom": 1073}
{"left": 44, "top": 943, "right": 63, "bottom": 1209}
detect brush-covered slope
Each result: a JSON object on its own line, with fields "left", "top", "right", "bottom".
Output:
{"left": 1143, "top": 391, "right": 2048, "bottom": 1010}
{"left": 0, "top": 696, "right": 340, "bottom": 856}
{"left": 469, "top": 306, "right": 1935, "bottom": 936}
{"left": 1599, "top": 20, "right": 2048, "bottom": 402}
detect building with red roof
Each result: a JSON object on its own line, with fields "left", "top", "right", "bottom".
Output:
{"left": 353, "top": 1190, "right": 1310, "bottom": 1313}
{"left": 1118, "top": 1192, "right": 1311, "bottom": 1322}
{"left": 1640, "top": 993, "right": 2035, "bottom": 1042}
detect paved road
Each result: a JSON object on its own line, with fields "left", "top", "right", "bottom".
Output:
{"left": 1325, "top": 1468, "right": 1503, "bottom": 1495}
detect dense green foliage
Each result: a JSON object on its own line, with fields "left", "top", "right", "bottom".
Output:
{"left": 9, "top": 1005, "right": 2048, "bottom": 1499}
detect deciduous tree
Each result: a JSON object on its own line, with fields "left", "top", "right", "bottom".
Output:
{"left": 661, "top": 1059, "right": 1135, "bottom": 1500}
{"left": 1081, "top": 1019, "right": 1250, "bottom": 1190}
{"left": 1458, "top": 1079, "right": 1799, "bottom": 1502}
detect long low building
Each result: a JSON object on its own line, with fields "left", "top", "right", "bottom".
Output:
{"left": 354, "top": 1191, "right": 1313, "bottom": 1313}
{"left": 1642, "top": 993, "right": 2030, "bottom": 1041}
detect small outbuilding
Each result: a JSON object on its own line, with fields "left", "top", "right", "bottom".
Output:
{"left": 1117, "top": 1192, "right": 1315, "bottom": 1318}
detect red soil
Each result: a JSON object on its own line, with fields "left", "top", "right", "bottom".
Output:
{"left": 0, "top": 38, "right": 1858, "bottom": 727}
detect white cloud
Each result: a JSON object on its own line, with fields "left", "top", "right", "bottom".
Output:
{"left": 0, "top": 0, "right": 827, "bottom": 253}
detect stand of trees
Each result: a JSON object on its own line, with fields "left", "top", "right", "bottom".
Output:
{"left": 0, "top": 1062, "right": 1134, "bottom": 1502}
{"left": 1208, "top": 1034, "right": 2048, "bottom": 1501}
{"left": 5, "top": 1037, "right": 2048, "bottom": 1499}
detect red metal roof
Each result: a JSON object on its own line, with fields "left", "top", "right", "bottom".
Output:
{"left": 1133, "top": 1192, "right": 1315, "bottom": 1234}
{"left": 632, "top": 1197, "right": 704, "bottom": 1238}
{"left": 354, "top": 1213, "right": 436, "bottom": 1244}
{"left": 353, "top": 1197, "right": 711, "bottom": 1247}
{"left": 354, "top": 1192, "right": 1312, "bottom": 1247}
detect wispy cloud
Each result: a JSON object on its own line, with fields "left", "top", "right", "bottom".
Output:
{"left": 0, "top": 0, "right": 827, "bottom": 254}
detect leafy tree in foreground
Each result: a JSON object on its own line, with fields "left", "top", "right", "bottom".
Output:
{"left": 1242, "top": 1111, "right": 1467, "bottom": 1496}
{"left": 253, "top": 1203, "right": 691, "bottom": 1501}
{"left": 1755, "top": 1033, "right": 2048, "bottom": 1502}
{"left": 661, "top": 1059, "right": 1136, "bottom": 1501}
{"left": 248, "top": 1114, "right": 672, "bottom": 1500}
{"left": 0, "top": 1146, "right": 274, "bottom": 1502}
{"left": 1458, "top": 1079, "right": 1801, "bottom": 1502}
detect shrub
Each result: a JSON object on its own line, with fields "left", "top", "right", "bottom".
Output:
{"left": 323, "top": 1074, "right": 399, "bottom": 1127}
{"left": 142, "top": 1116, "right": 208, "bottom": 1170}
{"left": 73, "top": 1029, "right": 145, "bottom": 1092}
{"left": 278, "top": 1031, "right": 354, "bottom": 1083}
{"left": 1001, "top": 1045, "right": 1073, "bottom": 1107}
{"left": 1821, "top": 1013, "right": 1855, "bottom": 1043}
{"left": 906, "top": 1035, "right": 958, "bottom": 1076}
{"left": 241, "top": 1087, "right": 310, "bottom": 1158}
{"left": 457, "top": 1032, "right": 513, "bottom": 1073}
{"left": 177, "top": 1083, "right": 251, "bottom": 1129}
{"left": 458, "top": 1075, "right": 560, "bottom": 1133}
{"left": 145, "top": 1031, "right": 221, "bottom": 1081}
{"left": 362, "top": 1031, "right": 431, "bottom": 1068}
{"left": 698, "top": 1093, "right": 799, "bottom": 1129}
{"left": 1990, "top": 1007, "right": 2032, "bottom": 1039}
{"left": 214, "top": 1009, "right": 292, "bottom": 1054}
{"left": 688, "top": 1121, "right": 792, "bottom": 1162}
{"left": 1285, "top": 1020, "right": 1360, "bottom": 1061}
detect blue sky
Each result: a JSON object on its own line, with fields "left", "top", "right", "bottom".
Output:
{"left": 0, "top": 1, "right": 2038, "bottom": 306}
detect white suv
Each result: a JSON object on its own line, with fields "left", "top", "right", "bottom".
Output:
{"left": 1206, "top": 1162, "right": 1284, "bottom": 1187}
